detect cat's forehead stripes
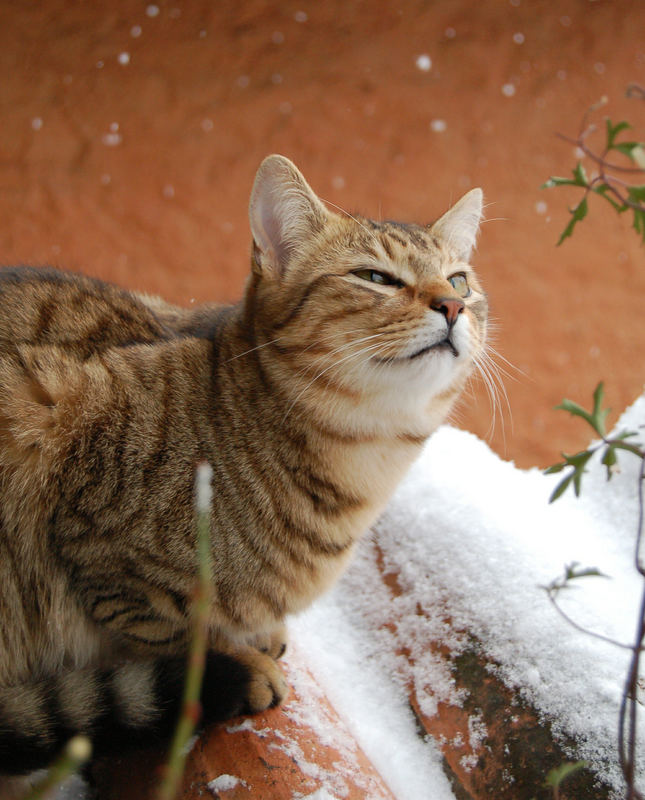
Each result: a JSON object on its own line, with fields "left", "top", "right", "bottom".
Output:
{"left": 360, "top": 218, "right": 436, "bottom": 251}
{"left": 353, "top": 216, "right": 449, "bottom": 278}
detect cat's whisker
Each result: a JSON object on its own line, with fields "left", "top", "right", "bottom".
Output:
{"left": 291, "top": 331, "right": 395, "bottom": 383}
{"left": 319, "top": 196, "right": 380, "bottom": 244}
{"left": 225, "top": 335, "right": 287, "bottom": 362}
{"left": 282, "top": 338, "right": 395, "bottom": 422}
{"left": 485, "top": 344, "right": 526, "bottom": 382}
{"left": 471, "top": 347, "right": 513, "bottom": 446}
{"left": 228, "top": 327, "right": 382, "bottom": 364}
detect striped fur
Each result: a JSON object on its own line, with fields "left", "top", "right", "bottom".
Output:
{"left": 0, "top": 155, "right": 487, "bottom": 787}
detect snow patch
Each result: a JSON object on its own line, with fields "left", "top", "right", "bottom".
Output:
{"left": 294, "top": 393, "right": 645, "bottom": 798}
{"left": 207, "top": 774, "right": 246, "bottom": 795}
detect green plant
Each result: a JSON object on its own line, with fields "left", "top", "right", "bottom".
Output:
{"left": 543, "top": 84, "right": 645, "bottom": 246}
{"left": 543, "top": 86, "right": 645, "bottom": 800}
{"left": 543, "top": 760, "right": 590, "bottom": 800}
{"left": 23, "top": 736, "right": 91, "bottom": 800}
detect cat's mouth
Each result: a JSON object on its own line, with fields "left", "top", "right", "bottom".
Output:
{"left": 409, "top": 337, "right": 459, "bottom": 360}
{"left": 373, "top": 337, "right": 459, "bottom": 364}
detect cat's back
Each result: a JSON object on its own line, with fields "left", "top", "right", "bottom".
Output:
{"left": 0, "top": 266, "right": 182, "bottom": 359}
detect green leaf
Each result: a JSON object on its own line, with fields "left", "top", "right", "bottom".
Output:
{"left": 605, "top": 118, "right": 631, "bottom": 149}
{"left": 572, "top": 161, "right": 588, "bottom": 186}
{"left": 555, "top": 383, "right": 608, "bottom": 438}
{"left": 555, "top": 399, "right": 596, "bottom": 434}
{"left": 549, "top": 473, "right": 574, "bottom": 503}
{"left": 592, "top": 183, "right": 627, "bottom": 213}
{"left": 544, "top": 760, "right": 590, "bottom": 789}
{"left": 601, "top": 444, "right": 617, "bottom": 480}
{"left": 591, "top": 381, "right": 609, "bottom": 437}
{"left": 627, "top": 184, "right": 645, "bottom": 204}
{"left": 542, "top": 176, "right": 582, "bottom": 190}
{"left": 612, "top": 141, "right": 645, "bottom": 166}
{"left": 556, "top": 196, "right": 589, "bottom": 245}
{"left": 546, "top": 449, "right": 594, "bottom": 502}
{"left": 632, "top": 144, "right": 645, "bottom": 169}
{"left": 543, "top": 162, "right": 589, "bottom": 191}
{"left": 632, "top": 207, "right": 645, "bottom": 244}
{"left": 563, "top": 563, "right": 607, "bottom": 581}
{"left": 544, "top": 461, "right": 565, "bottom": 475}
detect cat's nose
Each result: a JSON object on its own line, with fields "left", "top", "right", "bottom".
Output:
{"left": 431, "top": 297, "right": 465, "bottom": 325}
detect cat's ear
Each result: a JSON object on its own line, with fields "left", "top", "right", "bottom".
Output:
{"left": 429, "top": 188, "right": 483, "bottom": 263}
{"left": 249, "top": 155, "right": 329, "bottom": 278}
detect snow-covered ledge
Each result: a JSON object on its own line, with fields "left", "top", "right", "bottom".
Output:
{"left": 293, "top": 393, "right": 645, "bottom": 800}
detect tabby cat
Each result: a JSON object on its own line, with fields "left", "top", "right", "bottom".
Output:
{"left": 0, "top": 155, "right": 487, "bottom": 793}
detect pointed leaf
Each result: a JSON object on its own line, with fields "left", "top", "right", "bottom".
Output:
{"left": 544, "top": 461, "right": 565, "bottom": 475}
{"left": 556, "top": 196, "right": 588, "bottom": 245}
{"left": 632, "top": 208, "right": 645, "bottom": 244}
{"left": 572, "top": 161, "right": 589, "bottom": 186}
{"left": 591, "top": 381, "right": 609, "bottom": 437}
{"left": 605, "top": 118, "right": 631, "bottom": 149}
{"left": 592, "top": 183, "right": 627, "bottom": 213}
{"left": 549, "top": 473, "right": 574, "bottom": 503}
{"left": 543, "top": 176, "right": 583, "bottom": 189}
{"left": 627, "top": 184, "right": 645, "bottom": 204}
{"left": 612, "top": 141, "right": 645, "bottom": 165}
{"left": 601, "top": 444, "right": 617, "bottom": 480}
{"left": 555, "top": 397, "right": 596, "bottom": 431}
{"left": 632, "top": 144, "right": 645, "bottom": 169}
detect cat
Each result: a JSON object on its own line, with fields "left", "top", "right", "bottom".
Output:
{"left": 0, "top": 154, "right": 487, "bottom": 793}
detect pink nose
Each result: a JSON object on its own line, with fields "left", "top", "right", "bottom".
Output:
{"left": 431, "top": 297, "right": 465, "bottom": 325}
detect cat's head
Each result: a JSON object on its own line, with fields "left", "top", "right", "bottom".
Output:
{"left": 246, "top": 154, "right": 488, "bottom": 429}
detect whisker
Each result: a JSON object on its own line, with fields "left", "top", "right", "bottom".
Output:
{"left": 224, "top": 336, "right": 286, "bottom": 363}
{"left": 282, "top": 337, "right": 393, "bottom": 422}
{"left": 485, "top": 344, "right": 526, "bottom": 381}
{"left": 319, "top": 196, "right": 379, "bottom": 241}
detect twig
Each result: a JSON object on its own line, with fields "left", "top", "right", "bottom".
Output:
{"left": 556, "top": 132, "right": 645, "bottom": 175}
{"left": 156, "top": 462, "right": 214, "bottom": 800}
{"left": 23, "top": 736, "right": 91, "bottom": 800}
{"left": 619, "top": 456, "right": 645, "bottom": 800}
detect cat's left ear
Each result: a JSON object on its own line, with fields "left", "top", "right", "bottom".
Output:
{"left": 249, "top": 155, "right": 329, "bottom": 278}
{"left": 429, "top": 188, "right": 483, "bottom": 263}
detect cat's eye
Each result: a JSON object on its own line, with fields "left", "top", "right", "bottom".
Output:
{"left": 353, "top": 268, "right": 404, "bottom": 288}
{"left": 448, "top": 272, "right": 471, "bottom": 298}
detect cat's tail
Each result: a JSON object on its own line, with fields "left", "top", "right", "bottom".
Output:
{"left": 0, "top": 652, "right": 263, "bottom": 777}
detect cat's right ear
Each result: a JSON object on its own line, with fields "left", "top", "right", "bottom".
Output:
{"left": 249, "top": 155, "right": 328, "bottom": 279}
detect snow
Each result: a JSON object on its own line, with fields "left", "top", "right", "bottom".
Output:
{"left": 56, "top": 393, "right": 644, "bottom": 798}
{"left": 294, "top": 391, "right": 645, "bottom": 799}
{"left": 208, "top": 774, "right": 246, "bottom": 794}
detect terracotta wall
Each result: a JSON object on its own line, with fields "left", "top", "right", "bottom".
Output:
{"left": 2, "top": 0, "right": 644, "bottom": 468}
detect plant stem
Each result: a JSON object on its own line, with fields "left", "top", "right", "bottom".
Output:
{"left": 619, "top": 456, "right": 645, "bottom": 800}
{"left": 23, "top": 736, "right": 91, "bottom": 800}
{"left": 156, "top": 462, "right": 214, "bottom": 800}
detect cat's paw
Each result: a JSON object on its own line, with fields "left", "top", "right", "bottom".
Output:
{"left": 237, "top": 647, "right": 288, "bottom": 712}
{"left": 245, "top": 623, "right": 288, "bottom": 661}
{"left": 199, "top": 648, "right": 288, "bottom": 722}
